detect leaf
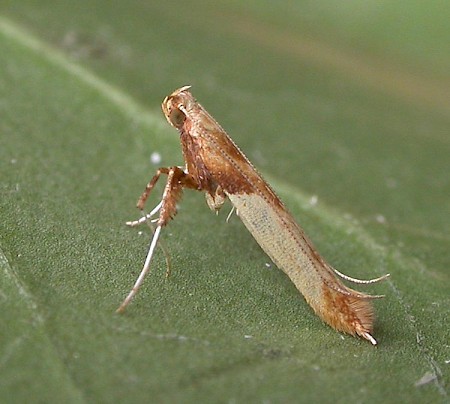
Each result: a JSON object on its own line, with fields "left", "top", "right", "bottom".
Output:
{"left": 0, "top": 2, "right": 448, "bottom": 402}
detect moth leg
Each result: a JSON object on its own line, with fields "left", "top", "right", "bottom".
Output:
{"left": 126, "top": 166, "right": 195, "bottom": 275}
{"left": 205, "top": 185, "right": 227, "bottom": 213}
{"left": 226, "top": 206, "right": 236, "bottom": 223}
{"left": 117, "top": 166, "right": 198, "bottom": 313}
{"left": 157, "top": 166, "right": 197, "bottom": 224}
{"left": 136, "top": 167, "right": 171, "bottom": 211}
{"left": 126, "top": 200, "right": 163, "bottom": 227}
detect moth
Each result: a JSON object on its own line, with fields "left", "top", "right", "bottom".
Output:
{"left": 117, "top": 86, "right": 388, "bottom": 345}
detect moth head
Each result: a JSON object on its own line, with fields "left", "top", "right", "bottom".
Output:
{"left": 162, "top": 85, "right": 193, "bottom": 129}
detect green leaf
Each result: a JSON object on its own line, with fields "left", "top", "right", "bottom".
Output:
{"left": 0, "top": 2, "right": 448, "bottom": 402}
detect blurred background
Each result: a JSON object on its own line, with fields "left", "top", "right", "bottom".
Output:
{"left": 1, "top": 1, "right": 449, "bottom": 402}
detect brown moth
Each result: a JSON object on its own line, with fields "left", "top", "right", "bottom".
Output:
{"left": 117, "top": 86, "right": 388, "bottom": 345}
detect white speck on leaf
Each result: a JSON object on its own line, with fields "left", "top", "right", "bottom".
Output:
{"left": 309, "top": 195, "right": 318, "bottom": 206}
{"left": 150, "top": 152, "right": 162, "bottom": 165}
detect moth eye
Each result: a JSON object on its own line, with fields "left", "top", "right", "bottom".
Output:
{"left": 169, "top": 107, "right": 186, "bottom": 128}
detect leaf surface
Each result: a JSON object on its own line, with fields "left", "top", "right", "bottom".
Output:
{"left": 0, "top": 3, "right": 448, "bottom": 402}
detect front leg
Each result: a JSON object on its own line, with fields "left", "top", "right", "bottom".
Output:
{"left": 158, "top": 166, "right": 198, "bottom": 226}
{"left": 136, "top": 166, "right": 197, "bottom": 212}
{"left": 117, "top": 166, "right": 199, "bottom": 313}
{"left": 129, "top": 166, "right": 198, "bottom": 227}
{"left": 136, "top": 167, "right": 171, "bottom": 211}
